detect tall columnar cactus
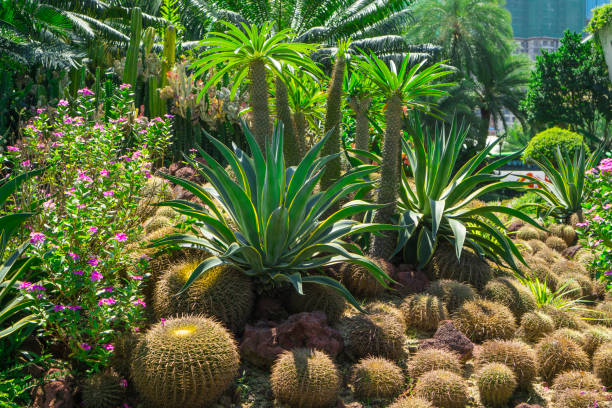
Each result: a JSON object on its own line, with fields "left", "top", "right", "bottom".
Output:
{"left": 161, "top": 25, "right": 176, "bottom": 87}
{"left": 142, "top": 26, "right": 155, "bottom": 56}
{"left": 124, "top": 7, "right": 142, "bottom": 89}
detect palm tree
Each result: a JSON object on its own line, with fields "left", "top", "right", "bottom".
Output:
{"left": 405, "top": 0, "right": 513, "bottom": 74}
{"left": 356, "top": 52, "right": 453, "bottom": 258}
{"left": 193, "top": 22, "right": 321, "bottom": 150}
{"left": 179, "top": 0, "right": 417, "bottom": 58}
{"left": 345, "top": 68, "right": 374, "bottom": 160}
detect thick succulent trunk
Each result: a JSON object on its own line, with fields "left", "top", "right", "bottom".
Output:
{"left": 477, "top": 107, "right": 491, "bottom": 152}
{"left": 321, "top": 54, "right": 346, "bottom": 192}
{"left": 275, "top": 78, "right": 302, "bottom": 166}
{"left": 351, "top": 96, "right": 372, "bottom": 163}
{"left": 294, "top": 112, "right": 307, "bottom": 151}
{"left": 248, "top": 59, "right": 272, "bottom": 152}
{"left": 370, "top": 95, "right": 404, "bottom": 259}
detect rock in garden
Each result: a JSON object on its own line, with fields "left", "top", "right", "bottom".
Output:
{"left": 419, "top": 320, "right": 474, "bottom": 361}
{"left": 562, "top": 244, "right": 582, "bottom": 259}
{"left": 240, "top": 311, "right": 343, "bottom": 366}
{"left": 31, "top": 369, "right": 74, "bottom": 408}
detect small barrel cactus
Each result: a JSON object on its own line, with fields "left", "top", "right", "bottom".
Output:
{"left": 339, "top": 257, "right": 393, "bottom": 298}
{"left": 400, "top": 294, "right": 448, "bottom": 331}
{"left": 350, "top": 357, "right": 404, "bottom": 401}
{"left": 545, "top": 236, "right": 568, "bottom": 252}
{"left": 519, "top": 311, "right": 555, "bottom": 342}
{"left": 413, "top": 369, "right": 469, "bottom": 408}
{"left": 593, "top": 343, "right": 612, "bottom": 387}
{"left": 516, "top": 226, "right": 541, "bottom": 241}
{"left": 475, "top": 340, "right": 537, "bottom": 389}
{"left": 81, "top": 370, "right": 125, "bottom": 408}
{"left": 453, "top": 299, "right": 516, "bottom": 342}
{"left": 552, "top": 370, "right": 603, "bottom": 393}
{"left": 476, "top": 363, "right": 517, "bottom": 407}
{"left": 340, "top": 311, "right": 406, "bottom": 360}
{"left": 388, "top": 397, "right": 434, "bottom": 408}
{"left": 270, "top": 348, "right": 340, "bottom": 408}
{"left": 426, "top": 245, "right": 493, "bottom": 290}
{"left": 287, "top": 282, "right": 346, "bottom": 324}
{"left": 425, "top": 279, "right": 476, "bottom": 313}
{"left": 407, "top": 348, "right": 462, "bottom": 380}
{"left": 481, "top": 277, "right": 537, "bottom": 319}
{"left": 535, "top": 334, "right": 589, "bottom": 383}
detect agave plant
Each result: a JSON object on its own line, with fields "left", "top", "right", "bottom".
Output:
{"left": 518, "top": 276, "right": 586, "bottom": 312}
{"left": 527, "top": 145, "right": 601, "bottom": 223}
{"left": 395, "top": 114, "right": 541, "bottom": 269}
{"left": 150, "top": 122, "right": 395, "bottom": 309}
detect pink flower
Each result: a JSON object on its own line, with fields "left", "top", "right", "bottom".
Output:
{"left": 21, "top": 160, "right": 31, "bottom": 168}
{"left": 72, "top": 270, "right": 84, "bottom": 276}
{"left": 133, "top": 299, "right": 146, "bottom": 307}
{"left": 98, "top": 298, "right": 116, "bottom": 306}
{"left": 77, "top": 87, "right": 94, "bottom": 96}
{"left": 19, "top": 282, "right": 32, "bottom": 290}
{"left": 576, "top": 221, "right": 589, "bottom": 228}
{"left": 133, "top": 327, "right": 140, "bottom": 332}
{"left": 104, "top": 344, "right": 114, "bottom": 351}
{"left": 68, "top": 252, "right": 80, "bottom": 261}
{"left": 164, "top": 114, "right": 174, "bottom": 119}
{"left": 53, "top": 304, "right": 65, "bottom": 312}
{"left": 114, "top": 233, "right": 127, "bottom": 242}
{"left": 80, "top": 343, "right": 91, "bottom": 351}
{"left": 89, "top": 226, "right": 98, "bottom": 234}
{"left": 120, "top": 379, "right": 128, "bottom": 388}
{"left": 593, "top": 215, "right": 604, "bottom": 222}
{"left": 58, "top": 99, "right": 69, "bottom": 107}
{"left": 130, "top": 275, "right": 143, "bottom": 280}
{"left": 28, "top": 284, "right": 45, "bottom": 292}
{"left": 76, "top": 203, "right": 86, "bottom": 209}
{"left": 103, "top": 190, "right": 114, "bottom": 197}
{"left": 29, "top": 232, "right": 46, "bottom": 244}
{"left": 6, "top": 146, "right": 19, "bottom": 152}
{"left": 64, "top": 117, "right": 73, "bottom": 124}
{"left": 603, "top": 270, "right": 612, "bottom": 277}
{"left": 36, "top": 108, "right": 45, "bottom": 114}
{"left": 43, "top": 200, "right": 56, "bottom": 211}
{"left": 88, "top": 257, "right": 98, "bottom": 266}
{"left": 78, "top": 171, "right": 93, "bottom": 183}
{"left": 54, "top": 132, "right": 64, "bottom": 138}
{"left": 104, "top": 286, "right": 114, "bottom": 293}
{"left": 119, "top": 83, "right": 131, "bottom": 90}
{"left": 68, "top": 305, "right": 82, "bottom": 311}
{"left": 604, "top": 204, "right": 612, "bottom": 210}
{"left": 90, "top": 270, "right": 103, "bottom": 282}
{"left": 586, "top": 168, "right": 598, "bottom": 175}
{"left": 65, "top": 187, "right": 75, "bottom": 196}
{"left": 93, "top": 124, "right": 105, "bottom": 131}
{"left": 160, "top": 318, "right": 166, "bottom": 326}
{"left": 100, "top": 169, "right": 109, "bottom": 177}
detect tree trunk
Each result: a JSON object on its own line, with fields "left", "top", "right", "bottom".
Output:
{"left": 321, "top": 54, "right": 346, "bottom": 191}
{"left": 477, "top": 107, "right": 491, "bottom": 152}
{"left": 294, "top": 112, "right": 307, "bottom": 151}
{"left": 351, "top": 96, "right": 372, "bottom": 163}
{"left": 370, "top": 95, "right": 404, "bottom": 259}
{"left": 275, "top": 78, "right": 302, "bottom": 166}
{"left": 248, "top": 59, "right": 271, "bottom": 152}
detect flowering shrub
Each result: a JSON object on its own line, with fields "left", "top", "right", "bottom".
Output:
{"left": 0, "top": 86, "right": 172, "bottom": 373}
{"left": 578, "top": 157, "right": 612, "bottom": 290}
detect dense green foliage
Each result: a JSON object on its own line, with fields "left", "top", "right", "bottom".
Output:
{"left": 522, "top": 127, "right": 587, "bottom": 165}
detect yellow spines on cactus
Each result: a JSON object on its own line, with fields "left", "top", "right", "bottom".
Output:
{"left": 475, "top": 340, "right": 537, "bottom": 389}
{"left": 413, "top": 370, "right": 469, "bottom": 408}
{"left": 476, "top": 363, "right": 517, "bottom": 407}
{"left": 453, "top": 299, "right": 516, "bottom": 342}
{"left": 388, "top": 397, "right": 434, "bottom": 408}
{"left": 338, "top": 257, "right": 392, "bottom": 298}
{"left": 593, "top": 343, "right": 612, "bottom": 387}
{"left": 425, "top": 279, "right": 475, "bottom": 313}
{"left": 546, "top": 235, "right": 568, "bottom": 252}
{"left": 519, "top": 311, "right": 555, "bottom": 342}
{"left": 552, "top": 370, "right": 603, "bottom": 393}
{"left": 407, "top": 348, "right": 462, "bottom": 380}
{"left": 535, "top": 334, "right": 589, "bottom": 383}
{"left": 427, "top": 244, "right": 493, "bottom": 291}
{"left": 481, "top": 277, "right": 537, "bottom": 319}
{"left": 400, "top": 294, "right": 448, "bottom": 331}
{"left": 287, "top": 282, "right": 346, "bottom": 324}
{"left": 350, "top": 357, "right": 404, "bottom": 401}
{"left": 339, "top": 310, "right": 406, "bottom": 360}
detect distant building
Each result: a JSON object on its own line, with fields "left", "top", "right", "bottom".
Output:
{"left": 505, "top": 0, "right": 586, "bottom": 39}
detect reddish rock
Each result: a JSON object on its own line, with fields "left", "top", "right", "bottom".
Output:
{"left": 507, "top": 221, "right": 524, "bottom": 236}
{"left": 393, "top": 265, "right": 429, "bottom": 295}
{"left": 31, "top": 369, "right": 74, "bottom": 408}
{"left": 562, "top": 244, "right": 582, "bottom": 259}
{"left": 253, "top": 296, "right": 288, "bottom": 322}
{"left": 419, "top": 320, "right": 474, "bottom": 361}
{"left": 240, "top": 312, "right": 343, "bottom": 367}
{"left": 168, "top": 162, "right": 183, "bottom": 174}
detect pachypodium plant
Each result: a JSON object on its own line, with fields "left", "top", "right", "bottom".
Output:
{"left": 1, "top": 87, "right": 171, "bottom": 372}
{"left": 150, "top": 121, "right": 396, "bottom": 310}
{"left": 395, "top": 114, "right": 541, "bottom": 268}
{"left": 577, "top": 156, "right": 612, "bottom": 290}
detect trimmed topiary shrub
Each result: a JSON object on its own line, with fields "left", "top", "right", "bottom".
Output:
{"left": 475, "top": 340, "right": 537, "bottom": 389}
{"left": 407, "top": 348, "right": 462, "bottom": 380}
{"left": 522, "top": 127, "right": 587, "bottom": 166}
{"left": 482, "top": 277, "right": 537, "bottom": 319}
{"left": 427, "top": 245, "right": 493, "bottom": 290}
{"left": 340, "top": 311, "right": 406, "bottom": 360}
{"left": 81, "top": 370, "right": 125, "bottom": 408}
{"left": 517, "top": 226, "right": 541, "bottom": 241}
{"left": 130, "top": 316, "right": 240, "bottom": 408}
{"left": 270, "top": 348, "right": 341, "bottom": 408}
{"left": 288, "top": 282, "right": 347, "bottom": 324}
{"left": 541, "top": 305, "right": 581, "bottom": 329}
{"left": 413, "top": 370, "right": 469, "bottom": 408}
{"left": 453, "top": 299, "right": 516, "bottom": 342}
{"left": 339, "top": 258, "right": 393, "bottom": 298}
{"left": 535, "top": 335, "right": 589, "bottom": 383}
{"left": 350, "top": 357, "right": 404, "bottom": 401}
{"left": 552, "top": 370, "right": 603, "bottom": 393}
{"left": 519, "top": 311, "right": 555, "bottom": 342}
{"left": 546, "top": 236, "right": 568, "bottom": 252}
{"left": 400, "top": 294, "right": 448, "bottom": 331}
{"left": 425, "top": 280, "right": 476, "bottom": 313}
{"left": 593, "top": 343, "right": 612, "bottom": 387}
{"left": 388, "top": 397, "right": 434, "bottom": 408}
{"left": 153, "top": 260, "right": 254, "bottom": 332}
{"left": 476, "top": 363, "right": 517, "bottom": 407}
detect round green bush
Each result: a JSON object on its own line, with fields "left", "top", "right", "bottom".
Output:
{"left": 340, "top": 310, "right": 406, "bottom": 360}
{"left": 535, "top": 335, "right": 589, "bottom": 383}
{"left": 351, "top": 357, "right": 404, "bottom": 401}
{"left": 476, "top": 363, "right": 517, "bottom": 407}
{"left": 81, "top": 370, "right": 125, "bottom": 408}
{"left": 593, "top": 343, "right": 612, "bottom": 387}
{"left": 427, "top": 245, "right": 493, "bottom": 291}
{"left": 475, "top": 340, "right": 537, "bottom": 389}
{"left": 523, "top": 127, "right": 588, "bottom": 165}
{"left": 425, "top": 280, "right": 476, "bottom": 313}
{"left": 413, "top": 370, "right": 469, "bottom": 408}
{"left": 153, "top": 260, "right": 254, "bottom": 332}
{"left": 339, "top": 258, "right": 393, "bottom": 298}
{"left": 552, "top": 370, "right": 603, "bottom": 393}
{"left": 288, "top": 282, "right": 346, "bottom": 324}
{"left": 388, "top": 397, "right": 434, "bottom": 408}
{"left": 400, "top": 294, "right": 448, "bottom": 331}
{"left": 481, "top": 277, "right": 537, "bottom": 319}
{"left": 519, "top": 311, "right": 555, "bottom": 342}
{"left": 130, "top": 316, "right": 240, "bottom": 408}
{"left": 270, "top": 348, "right": 340, "bottom": 408}
{"left": 453, "top": 299, "right": 517, "bottom": 342}
{"left": 407, "top": 348, "right": 462, "bottom": 380}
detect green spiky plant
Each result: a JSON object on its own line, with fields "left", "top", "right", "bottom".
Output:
{"left": 517, "top": 276, "right": 588, "bottom": 312}
{"left": 149, "top": 122, "right": 395, "bottom": 311}
{"left": 355, "top": 52, "right": 453, "bottom": 258}
{"left": 192, "top": 22, "right": 321, "bottom": 150}
{"left": 395, "top": 114, "right": 542, "bottom": 268}
{"left": 345, "top": 67, "right": 375, "bottom": 160}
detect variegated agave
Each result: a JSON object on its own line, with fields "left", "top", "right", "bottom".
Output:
{"left": 150, "top": 121, "right": 395, "bottom": 309}
{"left": 395, "top": 115, "right": 541, "bottom": 269}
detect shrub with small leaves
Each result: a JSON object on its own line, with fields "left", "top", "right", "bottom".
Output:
{"left": 453, "top": 299, "right": 516, "bottom": 342}
{"left": 400, "top": 294, "right": 448, "bottom": 331}
{"left": 408, "top": 348, "right": 462, "bottom": 380}
{"left": 476, "top": 363, "right": 517, "bottom": 407}
{"left": 535, "top": 335, "right": 589, "bottom": 383}
{"left": 351, "top": 357, "right": 404, "bottom": 401}
{"left": 413, "top": 370, "right": 469, "bottom": 408}
{"left": 475, "top": 340, "right": 537, "bottom": 389}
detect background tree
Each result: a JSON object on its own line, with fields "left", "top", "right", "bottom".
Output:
{"left": 521, "top": 31, "right": 612, "bottom": 145}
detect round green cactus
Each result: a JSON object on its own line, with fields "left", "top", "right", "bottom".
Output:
{"left": 350, "top": 357, "right": 404, "bottom": 401}
{"left": 475, "top": 340, "right": 537, "bottom": 389}
{"left": 400, "top": 294, "right": 448, "bottom": 332}
{"left": 338, "top": 257, "right": 393, "bottom": 298}
{"left": 519, "top": 311, "right": 555, "bottom": 342}
{"left": 130, "top": 316, "right": 240, "bottom": 408}
{"left": 453, "top": 299, "right": 516, "bottom": 342}
{"left": 287, "top": 282, "right": 346, "bottom": 324}
{"left": 476, "top": 363, "right": 517, "bottom": 407}
{"left": 81, "top": 370, "right": 125, "bottom": 408}
{"left": 481, "top": 277, "right": 537, "bottom": 319}
{"left": 535, "top": 334, "right": 589, "bottom": 383}
{"left": 413, "top": 369, "right": 469, "bottom": 408}
{"left": 593, "top": 343, "right": 612, "bottom": 387}
{"left": 407, "top": 348, "right": 462, "bottom": 380}
{"left": 427, "top": 245, "right": 493, "bottom": 290}
{"left": 340, "top": 310, "right": 406, "bottom": 360}
{"left": 425, "top": 279, "right": 476, "bottom": 313}
{"left": 270, "top": 348, "right": 341, "bottom": 408}
{"left": 541, "top": 305, "right": 581, "bottom": 329}
{"left": 546, "top": 236, "right": 568, "bottom": 252}
{"left": 552, "top": 370, "right": 603, "bottom": 393}
{"left": 144, "top": 215, "right": 172, "bottom": 234}
{"left": 516, "top": 226, "right": 541, "bottom": 241}
{"left": 388, "top": 396, "right": 434, "bottom": 408}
